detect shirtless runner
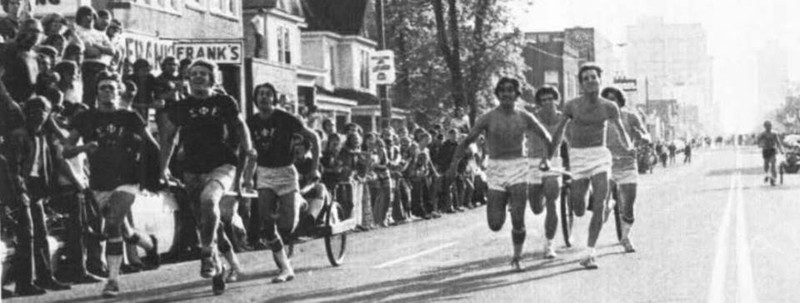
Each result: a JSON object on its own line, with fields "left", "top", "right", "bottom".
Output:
{"left": 525, "top": 85, "right": 567, "bottom": 259}
{"left": 447, "top": 77, "right": 555, "bottom": 272}
{"left": 551, "top": 64, "right": 635, "bottom": 269}
{"left": 601, "top": 86, "right": 649, "bottom": 253}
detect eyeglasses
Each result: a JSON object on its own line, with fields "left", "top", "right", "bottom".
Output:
{"left": 539, "top": 97, "right": 556, "bottom": 102}
{"left": 98, "top": 84, "right": 119, "bottom": 91}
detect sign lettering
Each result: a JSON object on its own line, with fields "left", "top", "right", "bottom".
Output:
{"left": 121, "top": 32, "right": 175, "bottom": 72}
{"left": 174, "top": 42, "right": 243, "bottom": 65}
{"left": 370, "top": 50, "right": 396, "bottom": 85}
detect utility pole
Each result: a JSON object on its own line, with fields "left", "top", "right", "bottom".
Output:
{"left": 375, "top": 0, "right": 392, "bottom": 129}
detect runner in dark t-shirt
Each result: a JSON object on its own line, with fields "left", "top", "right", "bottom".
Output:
{"left": 65, "top": 72, "right": 160, "bottom": 298}
{"left": 158, "top": 59, "right": 252, "bottom": 295}
{"left": 166, "top": 93, "right": 239, "bottom": 174}
{"left": 72, "top": 109, "right": 144, "bottom": 191}
{"left": 247, "top": 82, "right": 320, "bottom": 284}
{"left": 757, "top": 121, "right": 784, "bottom": 185}
{"left": 248, "top": 108, "right": 304, "bottom": 168}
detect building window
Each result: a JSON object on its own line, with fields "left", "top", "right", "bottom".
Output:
{"left": 277, "top": 26, "right": 284, "bottom": 63}
{"left": 360, "top": 49, "right": 370, "bottom": 89}
{"left": 329, "top": 45, "right": 336, "bottom": 86}
{"left": 284, "top": 28, "right": 291, "bottom": 64}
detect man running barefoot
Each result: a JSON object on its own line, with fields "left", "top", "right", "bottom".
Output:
{"left": 66, "top": 71, "right": 161, "bottom": 298}
{"left": 447, "top": 77, "right": 555, "bottom": 272}
{"left": 525, "top": 85, "right": 567, "bottom": 259}
{"left": 601, "top": 86, "right": 649, "bottom": 253}
{"left": 756, "top": 121, "right": 783, "bottom": 186}
{"left": 551, "top": 64, "right": 634, "bottom": 269}
{"left": 159, "top": 59, "right": 253, "bottom": 295}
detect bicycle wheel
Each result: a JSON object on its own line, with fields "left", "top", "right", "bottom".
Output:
{"left": 613, "top": 202, "right": 622, "bottom": 241}
{"left": 324, "top": 202, "right": 347, "bottom": 266}
{"left": 560, "top": 185, "right": 575, "bottom": 247}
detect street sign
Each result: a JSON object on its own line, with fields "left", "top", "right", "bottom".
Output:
{"left": 613, "top": 77, "right": 638, "bottom": 92}
{"left": 370, "top": 50, "right": 396, "bottom": 85}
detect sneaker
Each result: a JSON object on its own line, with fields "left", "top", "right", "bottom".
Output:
{"left": 212, "top": 265, "right": 227, "bottom": 295}
{"left": 621, "top": 238, "right": 637, "bottom": 253}
{"left": 544, "top": 246, "right": 558, "bottom": 259}
{"left": 579, "top": 256, "right": 599, "bottom": 270}
{"left": 200, "top": 250, "right": 219, "bottom": 279}
{"left": 101, "top": 279, "right": 119, "bottom": 298}
{"left": 226, "top": 268, "right": 239, "bottom": 283}
{"left": 510, "top": 256, "right": 524, "bottom": 272}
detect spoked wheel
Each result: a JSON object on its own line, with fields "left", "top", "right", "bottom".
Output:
{"left": 324, "top": 202, "right": 347, "bottom": 266}
{"left": 560, "top": 185, "right": 575, "bottom": 247}
{"left": 613, "top": 202, "right": 622, "bottom": 241}
{"left": 610, "top": 185, "right": 623, "bottom": 241}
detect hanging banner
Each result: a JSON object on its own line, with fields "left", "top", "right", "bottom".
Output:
{"left": 174, "top": 41, "right": 243, "bottom": 65}
{"left": 121, "top": 32, "right": 175, "bottom": 71}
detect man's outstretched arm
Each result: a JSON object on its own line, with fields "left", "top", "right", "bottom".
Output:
{"left": 447, "top": 114, "right": 489, "bottom": 177}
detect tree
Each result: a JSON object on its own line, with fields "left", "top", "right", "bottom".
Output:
{"left": 384, "top": 0, "right": 529, "bottom": 127}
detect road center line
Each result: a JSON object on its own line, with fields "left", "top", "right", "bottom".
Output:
{"left": 735, "top": 174, "right": 758, "bottom": 302}
{"left": 707, "top": 165, "right": 737, "bottom": 303}
{"left": 373, "top": 242, "right": 457, "bottom": 269}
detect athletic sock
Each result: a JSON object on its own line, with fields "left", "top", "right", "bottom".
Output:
{"left": 108, "top": 238, "right": 124, "bottom": 281}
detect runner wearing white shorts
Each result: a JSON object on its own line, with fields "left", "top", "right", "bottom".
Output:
{"left": 601, "top": 86, "right": 650, "bottom": 253}
{"left": 447, "top": 77, "right": 555, "bottom": 272}
{"left": 525, "top": 85, "right": 567, "bottom": 259}
{"left": 551, "top": 64, "right": 635, "bottom": 269}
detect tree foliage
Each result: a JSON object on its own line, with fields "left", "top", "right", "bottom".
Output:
{"left": 384, "top": 0, "right": 530, "bottom": 126}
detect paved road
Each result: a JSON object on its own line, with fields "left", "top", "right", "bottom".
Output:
{"left": 10, "top": 146, "right": 800, "bottom": 303}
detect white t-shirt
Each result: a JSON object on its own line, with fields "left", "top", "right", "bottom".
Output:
{"left": 75, "top": 25, "right": 113, "bottom": 65}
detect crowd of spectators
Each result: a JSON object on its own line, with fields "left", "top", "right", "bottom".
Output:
{"left": 0, "top": 1, "right": 493, "bottom": 298}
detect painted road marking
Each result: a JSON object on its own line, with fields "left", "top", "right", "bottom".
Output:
{"left": 707, "top": 173, "right": 736, "bottom": 303}
{"left": 373, "top": 242, "right": 458, "bottom": 269}
{"left": 735, "top": 169, "right": 758, "bottom": 302}
{"left": 708, "top": 147, "right": 758, "bottom": 303}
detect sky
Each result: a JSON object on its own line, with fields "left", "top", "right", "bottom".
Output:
{"left": 509, "top": 0, "right": 800, "bottom": 134}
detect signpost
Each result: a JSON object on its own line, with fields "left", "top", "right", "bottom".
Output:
{"left": 370, "top": 50, "right": 396, "bottom": 85}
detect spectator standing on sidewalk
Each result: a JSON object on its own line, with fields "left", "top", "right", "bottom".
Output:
{"left": 73, "top": 6, "right": 114, "bottom": 109}
{"left": 1, "top": 18, "right": 41, "bottom": 105}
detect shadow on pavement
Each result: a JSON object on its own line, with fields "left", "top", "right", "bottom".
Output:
{"left": 53, "top": 264, "right": 329, "bottom": 303}
{"left": 265, "top": 250, "right": 625, "bottom": 303}
{"left": 705, "top": 166, "right": 765, "bottom": 176}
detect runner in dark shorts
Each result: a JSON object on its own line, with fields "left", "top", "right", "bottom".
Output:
{"left": 757, "top": 121, "right": 783, "bottom": 185}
